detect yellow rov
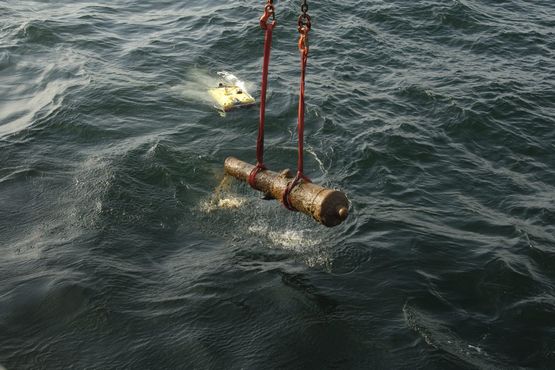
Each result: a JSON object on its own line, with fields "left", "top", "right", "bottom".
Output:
{"left": 209, "top": 83, "right": 256, "bottom": 112}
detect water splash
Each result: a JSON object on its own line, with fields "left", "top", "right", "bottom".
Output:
{"left": 247, "top": 221, "right": 331, "bottom": 269}
{"left": 197, "top": 176, "right": 332, "bottom": 268}
{"left": 174, "top": 68, "right": 219, "bottom": 106}
{"left": 216, "top": 71, "right": 255, "bottom": 96}
{"left": 199, "top": 174, "right": 248, "bottom": 213}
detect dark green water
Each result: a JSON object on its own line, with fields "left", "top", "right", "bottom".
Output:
{"left": 1, "top": 0, "right": 554, "bottom": 368}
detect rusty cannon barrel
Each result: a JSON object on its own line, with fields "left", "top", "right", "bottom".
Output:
{"left": 224, "top": 157, "right": 349, "bottom": 227}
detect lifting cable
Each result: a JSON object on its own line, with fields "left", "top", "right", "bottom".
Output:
{"left": 248, "top": 0, "right": 276, "bottom": 188}
{"left": 283, "top": 0, "right": 312, "bottom": 211}
{"left": 249, "top": 0, "right": 312, "bottom": 212}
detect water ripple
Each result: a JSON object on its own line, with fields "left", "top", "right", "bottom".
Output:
{"left": 1, "top": 0, "right": 554, "bottom": 368}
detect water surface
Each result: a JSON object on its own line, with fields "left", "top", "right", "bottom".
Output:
{"left": 1, "top": 0, "right": 554, "bottom": 368}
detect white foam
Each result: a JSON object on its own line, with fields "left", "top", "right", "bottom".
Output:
{"left": 175, "top": 68, "right": 220, "bottom": 105}
{"left": 217, "top": 71, "right": 251, "bottom": 94}
{"left": 247, "top": 222, "right": 331, "bottom": 268}
{"left": 199, "top": 195, "right": 247, "bottom": 213}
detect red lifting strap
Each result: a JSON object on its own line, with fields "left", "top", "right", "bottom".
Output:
{"left": 282, "top": 15, "right": 312, "bottom": 211}
{"left": 248, "top": 2, "right": 276, "bottom": 188}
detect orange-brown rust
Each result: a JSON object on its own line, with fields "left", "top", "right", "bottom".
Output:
{"left": 224, "top": 156, "right": 349, "bottom": 227}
